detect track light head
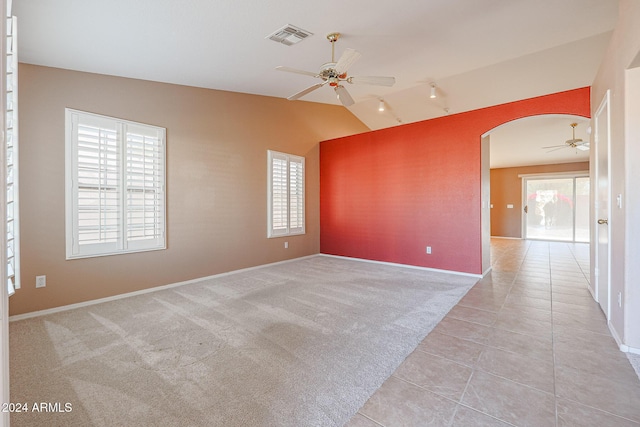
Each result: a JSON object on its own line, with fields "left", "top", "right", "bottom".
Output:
{"left": 430, "top": 83, "right": 437, "bottom": 99}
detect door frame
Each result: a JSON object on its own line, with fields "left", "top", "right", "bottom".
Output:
{"left": 520, "top": 171, "right": 589, "bottom": 242}
{"left": 593, "top": 89, "right": 612, "bottom": 320}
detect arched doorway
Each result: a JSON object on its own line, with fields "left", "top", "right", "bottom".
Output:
{"left": 480, "top": 114, "right": 590, "bottom": 274}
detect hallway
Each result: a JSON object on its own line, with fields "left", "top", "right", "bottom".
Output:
{"left": 347, "top": 238, "right": 640, "bottom": 426}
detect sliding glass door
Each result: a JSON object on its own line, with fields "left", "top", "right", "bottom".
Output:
{"left": 523, "top": 175, "right": 589, "bottom": 243}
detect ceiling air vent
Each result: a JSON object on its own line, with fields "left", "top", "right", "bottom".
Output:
{"left": 266, "top": 25, "right": 313, "bottom": 46}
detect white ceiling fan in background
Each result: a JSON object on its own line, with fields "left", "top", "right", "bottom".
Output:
{"left": 276, "top": 32, "right": 396, "bottom": 106}
{"left": 542, "top": 122, "right": 590, "bottom": 153}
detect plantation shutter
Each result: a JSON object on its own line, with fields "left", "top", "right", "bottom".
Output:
{"left": 288, "top": 156, "right": 304, "bottom": 234}
{"left": 270, "top": 152, "right": 288, "bottom": 236}
{"left": 124, "top": 123, "right": 165, "bottom": 250}
{"left": 69, "top": 113, "right": 121, "bottom": 256}
{"left": 6, "top": 7, "right": 18, "bottom": 296}
{"left": 66, "top": 110, "right": 166, "bottom": 259}
{"left": 268, "top": 150, "right": 305, "bottom": 237}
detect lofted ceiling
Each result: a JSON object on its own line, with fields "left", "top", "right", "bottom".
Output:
{"left": 14, "top": 0, "right": 618, "bottom": 167}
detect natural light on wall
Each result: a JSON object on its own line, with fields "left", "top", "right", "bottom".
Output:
{"left": 6, "top": 0, "right": 19, "bottom": 296}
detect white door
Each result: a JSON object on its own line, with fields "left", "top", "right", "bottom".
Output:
{"left": 594, "top": 90, "right": 611, "bottom": 319}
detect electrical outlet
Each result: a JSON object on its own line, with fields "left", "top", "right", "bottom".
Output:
{"left": 284, "top": 242, "right": 288, "bottom": 249}
{"left": 36, "top": 275, "right": 46, "bottom": 288}
{"left": 426, "top": 246, "right": 432, "bottom": 254}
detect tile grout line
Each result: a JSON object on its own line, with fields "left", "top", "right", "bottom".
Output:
{"left": 450, "top": 241, "right": 530, "bottom": 426}
{"left": 355, "top": 411, "right": 386, "bottom": 427}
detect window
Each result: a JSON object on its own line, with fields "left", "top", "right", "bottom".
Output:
{"left": 6, "top": 7, "right": 19, "bottom": 295}
{"left": 65, "top": 109, "right": 166, "bottom": 259}
{"left": 268, "top": 150, "right": 305, "bottom": 237}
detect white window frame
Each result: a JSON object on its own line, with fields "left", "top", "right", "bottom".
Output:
{"left": 65, "top": 109, "right": 166, "bottom": 259}
{"left": 5, "top": 8, "right": 18, "bottom": 295}
{"left": 267, "top": 150, "right": 305, "bottom": 238}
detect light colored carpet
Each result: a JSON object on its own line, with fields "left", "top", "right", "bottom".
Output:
{"left": 9, "top": 255, "right": 477, "bottom": 426}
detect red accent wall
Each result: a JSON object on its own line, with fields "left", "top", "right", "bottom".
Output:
{"left": 320, "top": 87, "right": 591, "bottom": 274}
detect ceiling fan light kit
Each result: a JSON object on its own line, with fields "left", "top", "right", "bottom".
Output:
{"left": 542, "top": 122, "right": 590, "bottom": 153}
{"left": 276, "top": 32, "right": 396, "bottom": 107}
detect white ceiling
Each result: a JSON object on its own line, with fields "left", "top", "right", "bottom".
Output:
{"left": 14, "top": 0, "right": 618, "bottom": 167}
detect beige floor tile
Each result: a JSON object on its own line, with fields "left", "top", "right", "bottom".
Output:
{"left": 554, "top": 340, "right": 640, "bottom": 388}
{"left": 507, "top": 287, "right": 551, "bottom": 301}
{"left": 457, "top": 293, "right": 505, "bottom": 313}
{"left": 464, "top": 286, "right": 511, "bottom": 300}
{"left": 552, "top": 310, "right": 610, "bottom": 335}
{"left": 492, "top": 315, "right": 553, "bottom": 339}
{"left": 556, "top": 398, "right": 640, "bottom": 427}
{"left": 393, "top": 350, "right": 473, "bottom": 400}
{"left": 513, "top": 278, "right": 551, "bottom": 288}
{"left": 359, "top": 376, "right": 458, "bottom": 427}
{"left": 417, "top": 332, "right": 486, "bottom": 368}
{"left": 551, "top": 292, "right": 599, "bottom": 307}
{"left": 552, "top": 299, "right": 602, "bottom": 316}
{"left": 447, "top": 305, "right": 498, "bottom": 327}
{"left": 485, "top": 327, "right": 553, "bottom": 362}
{"left": 350, "top": 239, "right": 640, "bottom": 427}
{"left": 431, "top": 317, "right": 493, "bottom": 345}
{"left": 475, "top": 346, "right": 555, "bottom": 394}
{"left": 461, "top": 370, "right": 556, "bottom": 427}
{"left": 555, "top": 364, "right": 640, "bottom": 422}
{"left": 343, "top": 413, "right": 384, "bottom": 427}
{"left": 471, "top": 280, "right": 513, "bottom": 294}
{"left": 451, "top": 405, "right": 513, "bottom": 426}
{"left": 497, "top": 304, "right": 552, "bottom": 323}
{"left": 503, "top": 293, "right": 552, "bottom": 311}
{"left": 517, "top": 270, "right": 551, "bottom": 279}
{"left": 551, "top": 284, "right": 592, "bottom": 298}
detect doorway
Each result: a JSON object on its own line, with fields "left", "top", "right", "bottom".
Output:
{"left": 523, "top": 175, "right": 590, "bottom": 242}
{"left": 594, "top": 90, "right": 611, "bottom": 319}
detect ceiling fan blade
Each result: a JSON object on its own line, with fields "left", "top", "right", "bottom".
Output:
{"left": 287, "top": 82, "right": 326, "bottom": 101}
{"left": 276, "top": 66, "right": 318, "bottom": 77}
{"left": 546, "top": 146, "right": 569, "bottom": 153}
{"left": 334, "top": 48, "right": 362, "bottom": 75}
{"left": 334, "top": 85, "right": 355, "bottom": 106}
{"left": 541, "top": 144, "right": 567, "bottom": 149}
{"left": 576, "top": 142, "right": 590, "bottom": 151}
{"left": 347, "top": 75, "right": 396, "bottom": 87}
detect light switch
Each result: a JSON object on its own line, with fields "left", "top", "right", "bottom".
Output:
{"left": 507, "top": 204, "right": 514, "bottom": 209}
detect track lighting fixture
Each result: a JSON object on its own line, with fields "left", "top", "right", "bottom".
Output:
{"left": 378, "top": 99, "right": 385, "bottom": 112}
{"left": 430, "top": 83, "right": 437, "bottom": 99}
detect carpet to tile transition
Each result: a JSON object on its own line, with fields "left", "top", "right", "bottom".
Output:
{"left": 9, "top": 255, "right": 477, "bottom": 427}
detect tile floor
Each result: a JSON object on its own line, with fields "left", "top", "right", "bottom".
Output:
{"left": 345, "top": 238, "right": 640, "bottom": 427}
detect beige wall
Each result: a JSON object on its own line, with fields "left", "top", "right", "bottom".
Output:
{"left": 490, "top": 162, "right": 589, "bottom": 238}
{"left": 591, "top": 0, "right": 640, "bottom": 349}
{"left": 12, "top": 64, "right": 369, "bottom": 316}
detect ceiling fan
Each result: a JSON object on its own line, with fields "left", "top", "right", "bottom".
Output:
{"left": 276, "top": 32, "right": 396, "bottom": 107}
{"left": 542, "top": 123, "right": 590, "bottom": 153}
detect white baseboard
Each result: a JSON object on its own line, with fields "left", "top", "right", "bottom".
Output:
{"left": 9, "top": 255, "right": 317, "bottom": 322}
{"left": 626, "top": 346, "right": 640, "bottom": 355}
{"left": 608, "top": 322, "right": 628, "bottom": 352}
{"left": 490, "top": 236, "right": 522, "bottom": 240}
{"left": 319, "top": 253, "right": 483, "bottom": 278}
{"left": 482, "top": 266, "right": 493, "bottom": 277}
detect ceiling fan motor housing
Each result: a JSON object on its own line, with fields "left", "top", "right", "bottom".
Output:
{"left": 319, "top": 62, "right": 344, "bottom": 86}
